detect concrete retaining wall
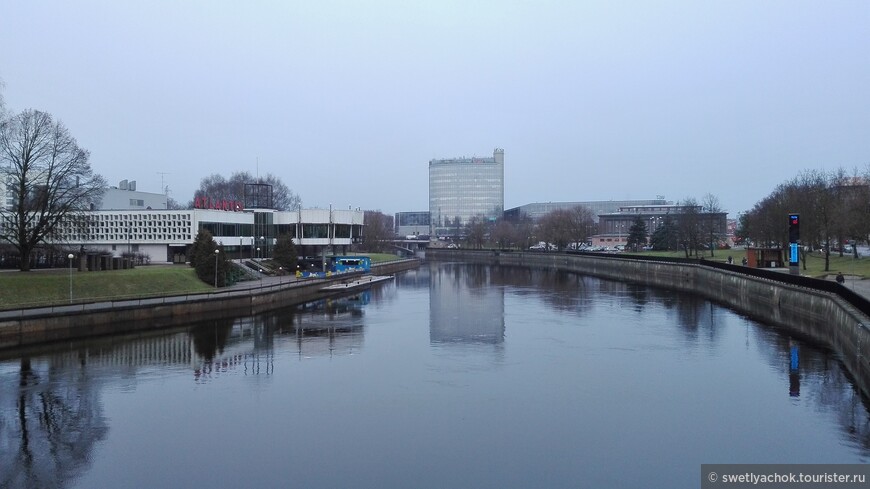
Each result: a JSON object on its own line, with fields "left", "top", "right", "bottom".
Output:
{"left": 428, "top": 249, "right": 870, "bottom": 398}
{"left": 0, "top": 259, "right": 420, "bottom": 350}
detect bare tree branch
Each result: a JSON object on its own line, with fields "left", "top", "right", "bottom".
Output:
{"left": 0, "top": 110, "right": 106, "bottom": 270}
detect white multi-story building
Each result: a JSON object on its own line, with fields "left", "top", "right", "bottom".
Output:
{"left": 26, "top": 184, "right": 365, "bottom": 263}
{"left": 429, "top": 148, "right": 504, "bottom": 237}
{"left": 49, "top": 207, "right": 364, "bottom": 263}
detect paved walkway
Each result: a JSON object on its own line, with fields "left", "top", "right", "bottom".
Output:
{"left": 827, "top": 274, "right": 870, "bottom": 302}
{"left": 223, "top": 272, "right": 311, "bottom": 291}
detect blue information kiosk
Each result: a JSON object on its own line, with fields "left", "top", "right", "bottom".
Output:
{"left": 788, "top": 213, "right": 799, "bottom": 275}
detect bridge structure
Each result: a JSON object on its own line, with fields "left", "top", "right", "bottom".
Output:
{"left": 389, "top": 238, "right": 428, "bottom": 256}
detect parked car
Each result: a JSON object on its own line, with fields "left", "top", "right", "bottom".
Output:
{"left": 530, "top": 241, "right": 556, "bottom": 251}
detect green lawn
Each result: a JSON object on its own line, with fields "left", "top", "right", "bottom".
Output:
{"left": 0, "top": 265, "right": 212, "bottom": 309}
{"left": 0, "top": 255, "right": 407, "bottom": 309}
{"left": 627, "top": 248, "right": 870, "bottom": 279}
{"left": 2, "top": 249, "right": 856, "bottom": 310}
{"left": 363, "top": 253, "right": 404, "bottom": 263}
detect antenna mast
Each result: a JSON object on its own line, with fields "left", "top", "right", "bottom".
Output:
{"left": 157, "top": 172, "right": 171, "bottom": 195}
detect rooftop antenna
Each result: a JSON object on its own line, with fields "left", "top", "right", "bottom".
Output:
{"left": 157, "top": 172, "right": 171, "bottom": 195}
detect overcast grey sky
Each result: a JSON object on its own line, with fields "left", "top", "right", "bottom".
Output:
{"left": 1, "top": 1, "right": 868, "bottom": 216}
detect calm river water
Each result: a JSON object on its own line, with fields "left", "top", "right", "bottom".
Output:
{"left": 1, "top": 262, "right": 869, "bottom": 488}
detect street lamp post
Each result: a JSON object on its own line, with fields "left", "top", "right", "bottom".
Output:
{"left": 67, "top": 253, "right": 74, "bottom": 303}
{"left": 214, "top": 249, "right": 220, "bottom": 288}
{"left": 256, "top": 247, "right": 260, "bottom": 260}
{"left": 260, "top": 236, "right": 265, "bottom": 259}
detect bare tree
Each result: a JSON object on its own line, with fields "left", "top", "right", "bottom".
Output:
{"left": 569, "top": 205, "right": 596, "bottom": 248}
{"left": 537, "top": 208, "right": 576, "bottom": 251}
{"left": 700, "top": 193, "right": 722, "bottom": 257}
{"left": 0, "top": 78, "right": 6, "bottom": 119}
{"left": 192, "top": 171, "right": 301, "bottom": 211}
{"left": 490, "top": 219, "right": 515, "bottom": 249}
{"left": 847, "top": 167, "right": 870, "bottom": 254}
{"left": 362, "top": 210, "right": 393, "bottom": 252}
{"left": 808, "top": 170, "right": 841, "bottom": 272}
{"left": 677, "top": 197, "right": 701, "bottom": 258}
{"left": 0, "top": 110, "right": 106, "bottom": 271}
{"left": 741, "top": 169, "right": 860, "bottom": 272}
{"left": 464, "top": 216, "right": 488, "bottom": 249}
{"left": 166, "top": 195, "right": 185, "bottom": 210}
{"left": 513, "top": 213, "right": 536, "bottom": 250}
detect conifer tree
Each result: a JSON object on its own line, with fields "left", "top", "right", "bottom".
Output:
{"left": 190, "top": 230, "right": 226, "bottom": 286}
{"left": 273, "top": 233, "right": 298, "bottom": 272}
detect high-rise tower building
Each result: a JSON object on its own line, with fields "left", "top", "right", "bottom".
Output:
{"left": 429, "top": 148, "right": 504, "bottom": 237}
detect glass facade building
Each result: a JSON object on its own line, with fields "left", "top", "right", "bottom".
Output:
{"left": 395, "top": 211, "right": 430, "bottom": 238}
{"left": 429, "top": 148, "right": 504, "bottom": 237}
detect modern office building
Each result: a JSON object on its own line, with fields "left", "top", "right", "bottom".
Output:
{"left": 429, "top": 148, "right": 504, "bottom": 237}
{"left": 395, "top": 211, "right": 430, "bottom": 238}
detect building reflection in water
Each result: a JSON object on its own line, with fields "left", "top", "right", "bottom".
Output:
{"left": 0, "top": 289, "right": 378, "bottom": 488}
{"left": 285, "top": 292, "right": 368, "bottom": 359}
{"left": 429, "top": 263, "right": 505, "bottom": 345}
{"left": 3, "top": 265, "right": 870, "bottom": 487}
{"left": 191, "top": 291, "right": 372, "bottom": 380}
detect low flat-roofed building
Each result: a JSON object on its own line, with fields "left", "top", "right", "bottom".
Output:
{"left": 98, "top": 181, "right": 168, "bottom": 210}
{"left": 504, "top": 199, "right": 669, "bottom": 223}
{"left": 595, "top": 204, "right": 727, "bottom": 248}
{"left": 47, "top": 207, "right": 364, "bottom": 264}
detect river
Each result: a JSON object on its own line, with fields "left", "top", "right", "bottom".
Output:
{"left": 1, "top": 262, "right": 868, "bottom": 488}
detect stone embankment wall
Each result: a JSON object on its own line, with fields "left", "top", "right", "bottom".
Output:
{"left": 0, "top": 259, "right": 420, "bottom": 350}
{"left": 428, "top": 249, "right": 870, "bottom": 399}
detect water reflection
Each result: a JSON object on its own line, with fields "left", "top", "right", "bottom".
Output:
{"left": 756, "top": 331, "right": 870, "bottom": 451}
{"left": 790, "top": 339, "right": 801, "bottom": 397}
{"left": 192, "top": 291, "right": 372, "bottom": 377}
{"left": 1, "top": 265, "right": 870, "bottom": 488}
{"left": 285, "top": 292, "right": 368, "bottom": 358}
{"left": 429, "top": 263, "right": 505, "bottom": 344}
{"left": 0, "top": 356, "right": 108, "bottom": 489}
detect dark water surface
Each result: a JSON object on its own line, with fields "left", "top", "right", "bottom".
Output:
{"left": 2, "top": 263, "right": 869, "bottom": 488}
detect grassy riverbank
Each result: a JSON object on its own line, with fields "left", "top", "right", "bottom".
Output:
{"left": 4, "top": 249, "right": 856, "bottom": 310}
{"left": 0, "top": 253, "right": 405, "bottom": 310}
{"left": 0, "top": 266, "right": 212, "bottom": 309}
{"left": 633, "top": 248, "right": 870, "bottom": 279}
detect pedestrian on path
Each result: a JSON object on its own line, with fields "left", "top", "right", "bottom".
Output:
{"left": 836, "top": 272, "right": 845, "bottom": 284}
